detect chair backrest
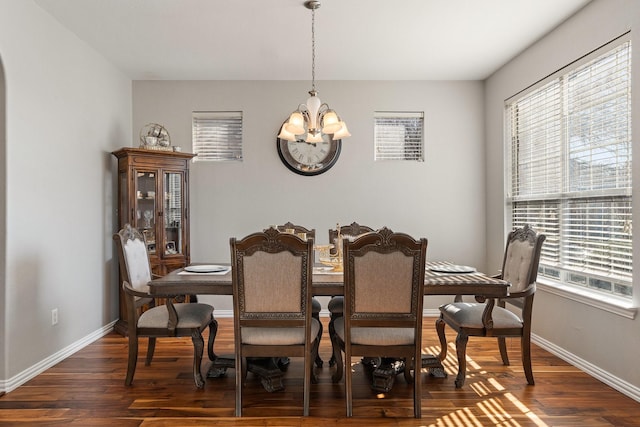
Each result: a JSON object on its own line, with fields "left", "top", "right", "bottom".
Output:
{"left": 500, "top": 224, "right": 546, "bottom": 295}
{"left": 328, "top": 222, "right": 374, "bottom": 255}
{"left": 343, "top": 227, "right": 427, "bottom": 330}
{"left": 328, "top": 222, "right": 374, "bottom": 244}
{"left": 113, "top": 224, "right": 153, "bottom": 292}
{"left": 231, "top": 227, "right": 314, "bottom": 332}
{"left": 275, "top": 222, "right": 316, "bottom": 241}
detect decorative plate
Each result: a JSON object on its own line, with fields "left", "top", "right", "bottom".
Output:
{"left": 184, "top": 265, "right": 228, "bottom": 273}
{"left": 429, "top": 265, "right": 476, "bottom": 274}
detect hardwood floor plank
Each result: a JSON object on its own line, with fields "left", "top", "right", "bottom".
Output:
{"left": 1, "top": 317, "right": 639, "bottom": 426}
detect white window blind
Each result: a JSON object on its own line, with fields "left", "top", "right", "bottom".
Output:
{"left": 192, "top": 111, "right": 243, "bottom": 161}
{"left": 374, "top": 111, "right": 424, "bottom": 161}
{"left": 507, "top": 38, "right": 632, "bottom": 298}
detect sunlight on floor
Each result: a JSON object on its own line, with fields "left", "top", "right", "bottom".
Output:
{"left": 422, "top": 342, "right": 550, "bottom": 427}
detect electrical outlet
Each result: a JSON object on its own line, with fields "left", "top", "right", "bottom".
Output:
{"left": 51, "top": 308, "right": 58, "bottom": 326}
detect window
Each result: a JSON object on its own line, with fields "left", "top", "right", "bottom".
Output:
{"left": 506, "top": 37, "right": 632, "bottom": 298}
{"left": 192, "top": 111, "right": 243, "bottom": 161}
{"left": 374, "top": 111, "right": 424, "bottom": 161}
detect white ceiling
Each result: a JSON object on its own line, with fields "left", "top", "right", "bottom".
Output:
{"left": 34, "top": 0, "right": 591, "bottom": 81}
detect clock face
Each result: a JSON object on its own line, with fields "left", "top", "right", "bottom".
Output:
{"left": 277, "top": 131, "right": 342, "bottom": 176}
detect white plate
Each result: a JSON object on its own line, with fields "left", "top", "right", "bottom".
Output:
{"left": 184, "top": 265, "right": 228, "bottom": 273}
{"left": 429, "top": 265, "right": 476, "bottom": 274}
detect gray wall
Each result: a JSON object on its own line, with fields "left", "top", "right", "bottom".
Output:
{"left": 0, "top": 0, "right": 131, "bottom": 386}
{"left": 133, "top": 79, "right": 487, "bottom": 311}
{"left": 485, "top": 0, "right": 640, "bottom": 392}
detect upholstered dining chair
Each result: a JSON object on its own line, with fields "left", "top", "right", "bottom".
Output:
{"left": 436, "top": 224, "right": 546, "bottom": 388}
{"left": 274, "top": 222, "right": 323, "bottom": 368}
{"left": 230, "top": 227, "right": 320, "bottom": 416}
{"left": 331, "top": 227, "right": 428, "bottom": 418}
{"left": 326, "top": 222, "right": 374, "bottom": 366}
{"left": 113, "top": 224, "right": 217, "bottom": 388}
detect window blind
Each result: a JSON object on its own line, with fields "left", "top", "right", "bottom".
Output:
{"left": 374, "top": 111, "right": 424, "bottom": 161}
{"left": 192, "top": 111, "right": 243, "bottom": 161}
{"left": 507, "top": 38, "right": 632, "bottom": 298}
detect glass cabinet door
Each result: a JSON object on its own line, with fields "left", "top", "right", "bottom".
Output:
{"left": 163, "top": 171, "right": 184, "bottom": 256}
{"left": 135, "top": 171, "right": 157, "bottom": 255}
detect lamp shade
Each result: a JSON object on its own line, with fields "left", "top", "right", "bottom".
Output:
{"left": 321, "top": 110, "right": 342, "bottom": 134}
{"left": 278, "top": 124, "right": 298, "bottom": 142}
{"left": 333, "top": 121, "right": 351, "bottom": 139}
{"left": 284, "top": 111, "right": 306, "bottom": 135}
{"left": 305, "top": 132, "right": 324, "bottom": 143}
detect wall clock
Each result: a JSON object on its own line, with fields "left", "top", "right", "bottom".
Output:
{"left": 276, "top": 131, "right": 342, "bottom": 176}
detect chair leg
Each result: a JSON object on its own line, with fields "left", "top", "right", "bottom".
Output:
{"left": 145, "top": 337, "right": 156, "bottom": 366}
{"left": 521, "top": 335, "right": 535, "bottom": 385}
{"left": 435, "top": 316, "right": 448, "bottom": 361}
{"left": 498, "top": 336, "right": 510, "bottom": 365}
{"left": 125, "top": 336, "right": 139, "bottom": 386}
{"left": 328, "top": 313, "right": 341, "bottom": 367}
{"left": 413, "top": 355, "right": 422, "bottom": 418}
{"left": 304, "top": 342, "right": 313, "bottom": 416}
{"left": 235, "top": 356, "right": 246, "bottom": 416}
{"left": 345, "top": 348, "right": 353, "bottom": 417}
{"left": 190, "top": 330, "right": 205, "bottom": 389}
{"left": 331, "top": 333, "right": 344, "bottom": 383}
{"left": 403, "top": 357, "right": 413, "bottom": 384}
{"left": 312, "top": 312, "right": 324, "bottom": 368}
{"left": 207, "top": 316, "right": 218, "bottom": 361}
{"left": 454, "top": 333, "right": 469, "bottom": 388}
{"left": 311, "top": 338, "right": 320, "bottom": 384}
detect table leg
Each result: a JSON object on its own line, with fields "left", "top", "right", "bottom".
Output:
{"left": 206, "top": 356, "right": 287, "bottom": 392}
{"left": 422, "top": 354, "right": 447, "bottom": 378}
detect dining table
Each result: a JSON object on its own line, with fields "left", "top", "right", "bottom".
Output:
{"left": 149, "top": 261, "right": 510, "bottom": 391}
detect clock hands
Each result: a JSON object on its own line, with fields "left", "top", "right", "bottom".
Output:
{"left": 295, "top": 138, "right": 316, "bottom": 147}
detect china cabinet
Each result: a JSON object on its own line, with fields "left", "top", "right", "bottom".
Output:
{"left": 112, "top": 147, "right": 196, "bottom": 335}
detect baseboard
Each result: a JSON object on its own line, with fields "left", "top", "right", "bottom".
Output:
{"left": 0, "top": 320, "right": 117, "bottom": 394}
{"left": 532, "top": 333, "right": 640, "bottom": 403}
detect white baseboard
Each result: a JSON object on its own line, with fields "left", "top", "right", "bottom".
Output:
{"left": 0, "top": 320, "right": 117, "bottom": 394}
{"left": 532, "top": 333, "right": 640, "bottom": 403}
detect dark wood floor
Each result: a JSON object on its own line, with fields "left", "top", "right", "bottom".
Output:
{"left": 1, "top": 317, "right": 640, "bottom": 426}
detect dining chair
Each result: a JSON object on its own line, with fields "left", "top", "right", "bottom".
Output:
{"left": 331, "top": 227, "right": 428, "bottom": 418}
{"left": 230, "top": 227, "right": 320, "bottom": 416}
{"left": 436, "top": 224, "right": 546, "bottom": 388}
{"left": 113, "top": 224, "right": 217, "bottom": 388}
{"left": 326, "top": 222, "right": 375, "bottom": 366}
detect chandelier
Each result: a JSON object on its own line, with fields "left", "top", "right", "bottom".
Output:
{"left": 278, "top": 0, "right": 350, "bottom": 143}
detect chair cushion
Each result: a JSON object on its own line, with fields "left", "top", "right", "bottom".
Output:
{"left": 312, "top": 297, "right": 322, "bottom": 314}
{"left": 334, "top": 317, "right": 415, "bottom": 346}
{"left": 439, "top": 302, "right": 523, "bottom": 330}
{"left": 327, "top": 296, "right": 343, "bottom": 314}
{"left": 242, "top": 318, "right": 321, "bottom": 345}
{"left": 138, "top": 303, "right": 214, "bottom": 329}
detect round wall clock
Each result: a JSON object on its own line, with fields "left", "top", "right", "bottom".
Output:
{"left": 276, "top": 131, "right": 342, "bottom": 176}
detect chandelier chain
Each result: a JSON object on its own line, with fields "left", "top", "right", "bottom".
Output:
{"left": 311, "top": 6, "right": 316, "bottom": 92}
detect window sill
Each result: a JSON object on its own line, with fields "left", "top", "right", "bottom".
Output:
{"left": 537, "top": 278, "right": 637, "bottom": 319}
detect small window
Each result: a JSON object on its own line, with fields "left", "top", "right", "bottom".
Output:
{"left": 192, "top": 111, "right": 243, "bottom": 162}
{"left": 374, "top": 111, "right": 424, "bottom": 161}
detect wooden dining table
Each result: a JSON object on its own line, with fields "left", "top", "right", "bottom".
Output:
{"left": 149, "top": 261, "right": 510, "bottom": 391}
